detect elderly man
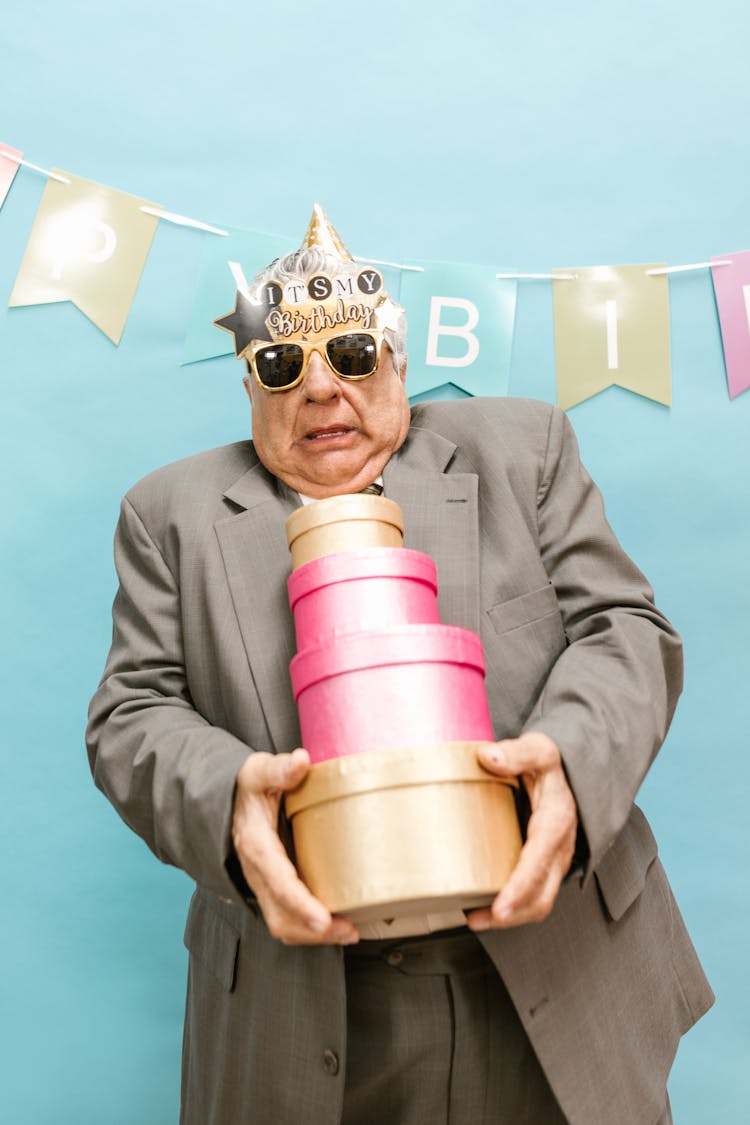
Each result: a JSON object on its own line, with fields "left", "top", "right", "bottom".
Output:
{"left": 87, "top": 207, "right": 712, "bottom": 1125}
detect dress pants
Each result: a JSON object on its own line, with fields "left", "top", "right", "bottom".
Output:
{"left": 342, "top": 928, "right": 567, "bottom": 1125}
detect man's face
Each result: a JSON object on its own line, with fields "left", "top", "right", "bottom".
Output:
{"left": 244, "top": 340, "right": 410, "bottom": 498}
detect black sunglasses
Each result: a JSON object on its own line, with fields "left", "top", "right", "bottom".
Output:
{"left": 246, "top": 331, "right": 384, "bottom": 392}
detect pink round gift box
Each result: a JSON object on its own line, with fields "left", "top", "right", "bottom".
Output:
{"left": 287, "top": 547, "right": 439, "bottom": 649}
{"left": 290, "top": 624, "right": 495, "bottom": 764}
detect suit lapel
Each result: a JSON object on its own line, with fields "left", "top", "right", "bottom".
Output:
{"left": 215, "top": 462, "right": 302, "bottom": 754}
{"left": 384, "top": 425, "right": 480, "bottom": 635}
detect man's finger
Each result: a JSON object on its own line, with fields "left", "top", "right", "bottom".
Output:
{"left": 237, "top": 747, "right": 311, "bottom": 796}
{"left": 493, "top": 827, "right": 572, "bottom": 920}
{"left": 478, "top": 732, "right": 559, "bottom": 778}
{"left": 251, "top": 844, "right": 330, "bottom": 927}
{"left": 466, "top": 834, "right": 564, "bottom": 931}
{"left": 235, "top": 793, "right": 328, "bottom": 921}
{"left": 241, "top": 830, "right": 359, "bottom": 944}
{"left": 467, "top": 804, "right": 574, "bottom": 930}
{"left": 251, "top": 849, "right": 359, "bottom": 945}
{"left": 467, "top": 862, "right": 565, "bottom": 930}
{"left": 468, "top": 738, "right": 577, "bottom": 931}
{"left": 232, "top": 749, "right": 362, "bottom": 945}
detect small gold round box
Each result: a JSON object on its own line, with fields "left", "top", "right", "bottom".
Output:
{"left": 286, "top": 494, "right": 404, "bottom": 569}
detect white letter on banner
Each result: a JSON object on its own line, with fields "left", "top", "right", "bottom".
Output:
{"left": 425, "top": 297, "right": 480, "bottom": 367}
{"left": 742, "top": 285, "right": 750, "bottom": 334}
{"left": 605, "top": 299, "right": 619, "bottom": 370}
{"left": 50, "top": 217, "right": 117, "bottom": 280}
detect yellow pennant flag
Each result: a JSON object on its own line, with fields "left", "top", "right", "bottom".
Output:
{"left": 9, "top": 170, "right": 160, "bottom": 344}
{"left": 552, "top": 265, "right": 671, "bottom": 410}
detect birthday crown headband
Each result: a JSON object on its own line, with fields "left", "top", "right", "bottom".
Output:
{"left": 214, "top": 204, "right": 403, "bottom": 358}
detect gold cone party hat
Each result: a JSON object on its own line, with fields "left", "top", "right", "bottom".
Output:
{"left": 215, "top": 203, "right": 404, "bottom": 357}
{"left": 300, "top": 202, "right": 352, "bottom": 259}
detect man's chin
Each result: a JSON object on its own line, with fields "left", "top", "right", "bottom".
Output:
{"left": 283, "top": 457, "right": 383, "bottom": 499}
{"left": 293, "top": 477, "right": 370, "bottom": 500}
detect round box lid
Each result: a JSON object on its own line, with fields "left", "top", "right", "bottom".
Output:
{"left": 287, "top": 546, "right": 437, "bottom": 610}
{"left": 285, "top": 740, "right": 518, "bottom": 816}
{"left": 290, "top": 622, "right": 486, "bottom": 699}
{"left": 285, "top": 494, "right": 404, "bottom": 550}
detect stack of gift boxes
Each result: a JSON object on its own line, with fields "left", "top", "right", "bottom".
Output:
{"left": 283, "top": 493, "right": 521, "bottom": 923}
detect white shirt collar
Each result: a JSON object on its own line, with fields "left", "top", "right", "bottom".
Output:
{"left": 297, "top": 476, "right": 384, "bottom": 506}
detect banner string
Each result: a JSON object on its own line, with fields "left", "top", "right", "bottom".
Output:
{"left": 356, "top": 256, "right": 424, "bottom": 273}
{"left": 139, "top": 205, "right": 228, "bottom": 237}
{"left": 498, "top": 263, "right": 735, "bottom": 281}
{"left": 0, "top": 145, "right": 743, "bottom": 283}
{"left": 0, "top": 150, "right": 69, "bottom": 185}
{"left": 496, "top": 272, "right": 577, "bottom": 280}
{"left": 647, "top": 260, "right": 733, "bottom": 276}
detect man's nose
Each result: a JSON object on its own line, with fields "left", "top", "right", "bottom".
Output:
{"left": 303, "top": 349, "right": 340, "bottom": 402}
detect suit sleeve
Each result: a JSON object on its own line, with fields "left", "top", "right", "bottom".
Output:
{"left": 86, "top": 496, "right": 252, "bottom": 905}
{"left": 521, "top": 406, "right": 683, "bottom": 875}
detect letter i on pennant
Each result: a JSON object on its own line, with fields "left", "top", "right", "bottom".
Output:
{"left": 552, "top": 265, "right": 672, "bottom": 410}
{"left": 605, "top": 300, "right": 619, "bottom": 369}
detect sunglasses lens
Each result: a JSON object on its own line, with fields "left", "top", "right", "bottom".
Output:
{"left": 326, "top": 333, "right": 378, "bottom": 378}
{"left": 255, "top": 344, "right": 304, "bottom": 389}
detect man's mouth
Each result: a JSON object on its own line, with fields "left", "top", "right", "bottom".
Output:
{"left": 303, "top": 426, "right": 355, "bottom": 442}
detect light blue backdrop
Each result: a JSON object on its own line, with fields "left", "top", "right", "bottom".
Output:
{"left": 1, "top": 3, "right": 747, "bottom": 1122}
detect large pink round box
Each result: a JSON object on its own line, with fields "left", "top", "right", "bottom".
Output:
{"left": 287, "top": 547, "right": 439, "bottom": 649}
{"left": 290, "top": 623, "right": 495, "bottom": 764}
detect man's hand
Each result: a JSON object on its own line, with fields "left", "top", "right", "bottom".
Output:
{"left": 466, "top": 732, "right": 578, "bottom": 931}
{"left": 232, "top": 748, "right": 359, "bottom": 946}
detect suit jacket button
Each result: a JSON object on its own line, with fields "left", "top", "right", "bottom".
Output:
{"left": 323, "top": 1048, "right": 340, "bottom": 1076}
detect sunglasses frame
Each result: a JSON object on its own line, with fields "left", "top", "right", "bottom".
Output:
{"left": 245, "top": 329, "right": 386, "bottom": 393}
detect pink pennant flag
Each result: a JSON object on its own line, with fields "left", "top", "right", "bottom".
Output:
{"left": 711, "top": 251, "right": 750, "bottom": 399}
{"left": 0, "top": 142, "right": 22, "bottom": 208}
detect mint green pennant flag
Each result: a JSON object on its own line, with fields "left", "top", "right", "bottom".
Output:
{"left": 182, "top": 227, "right": 293, "bottom": 365}
{"left": 399, "top": 261, "right": 517, "bottom": 398}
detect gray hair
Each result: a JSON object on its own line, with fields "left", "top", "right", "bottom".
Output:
{"left": 251, "top": 248, "right": 408, "bottom": 373}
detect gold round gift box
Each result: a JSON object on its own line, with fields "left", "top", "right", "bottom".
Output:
{"left": 285, "top": 742, "right": 522, "bottom": 921}
{"left": 286, "top": 494, "right": 404, "bottom": 569}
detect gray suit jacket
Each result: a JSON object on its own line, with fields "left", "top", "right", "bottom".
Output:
{"left": 87, "top": 397, "right": 713, "bottom": 1125}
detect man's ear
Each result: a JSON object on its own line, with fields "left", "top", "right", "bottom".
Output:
{"left": 398, "top": 356, "right": 408, "bottom": 385}
{"left": 243, "top": 373, "right": 255, "bottom": 405}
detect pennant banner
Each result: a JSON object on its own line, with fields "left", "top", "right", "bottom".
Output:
{"left": 182, "top": 227, "right": 294, "bottom": 365}
{"left": 552, "top": 265, "right": 671, "bottom": 410}
{"left": 2, "top": 142, "right": 750, "bottom": 404}
{"left": 711, "top": 252, "right": 750, "bottom": 400}
{"left": 8, "top": 171, "right": 160, "bottom": 344}
{"left": 0, "top": 143, "right": 22, "bottom": 209}
{"left": 398, "top": 261, "right": 516, "bottom": 398}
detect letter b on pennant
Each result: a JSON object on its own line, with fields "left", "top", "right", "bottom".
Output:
{"left": 425, "top": 296, "right": 480, "bottom": 367}
{"left": 399, "top": 261, "right": 515, "bottom": 396}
